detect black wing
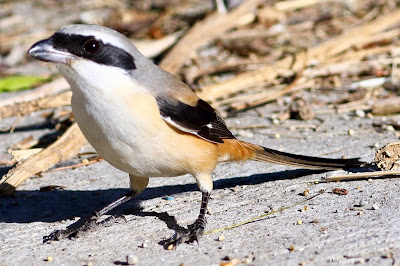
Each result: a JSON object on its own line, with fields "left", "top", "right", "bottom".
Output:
{"left": 157, "top": 97, "right": 235, "bottom": 143}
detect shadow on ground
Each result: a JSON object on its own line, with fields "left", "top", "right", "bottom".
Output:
{"left": 0, "top": 168, "right": 329, "bottom": 224}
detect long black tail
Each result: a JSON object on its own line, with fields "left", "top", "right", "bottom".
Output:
{"left": 250, "top": 142, "right": 365, "bottom": 170}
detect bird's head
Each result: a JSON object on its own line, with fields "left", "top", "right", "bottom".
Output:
{"left": 28, "top": 24, "right": 156, "bottom": 94}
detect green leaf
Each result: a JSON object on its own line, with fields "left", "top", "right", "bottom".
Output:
{"left": 0, "top": 75, "right": 50, "bottom": 92}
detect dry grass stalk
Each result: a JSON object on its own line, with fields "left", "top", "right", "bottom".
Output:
{"left": 274, "top": 0, "right": 330, "bottom": 11}
{"left": 230, "top": 72, "right": 305, "bottom": 112}
{"left": 132, "top": 29, "right": 185, "bottom": 58}
{"left": 46, "top": 156, "right": 103, "bottom": 173}
{"left": 159, "top": 0, "right": 262, "bottom": 74}
{"left": 322, "top": 170, "right": 400, "bottom": 182}
{"left": 198, "top": 8, "right": 400, "bottom": 102}
{"left": 0, "top": 91, "right": 72, "bottom": 121}
{"left": 309, "top": 9, "right": 400, "bottom": 63}
{"left": 0, "top": 123, "right": 86, "bottom": 195}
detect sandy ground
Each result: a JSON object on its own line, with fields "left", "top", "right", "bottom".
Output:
{"left": 1, "top": 100, "right": 400, "bottom": 266}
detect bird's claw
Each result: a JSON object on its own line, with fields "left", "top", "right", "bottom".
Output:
{"left": 164, "top": 224, "right": 204, "bottom": 249}
{"left": 43, "top": 215, "right": 126, "bottom": 243}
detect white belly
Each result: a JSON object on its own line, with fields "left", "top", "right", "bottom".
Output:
{"left": 71, "top": 87, "right": 187, "bottom": 178}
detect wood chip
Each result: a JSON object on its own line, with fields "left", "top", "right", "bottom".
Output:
{"left": 332, "top": 188, "right": 349, "bottom": 195}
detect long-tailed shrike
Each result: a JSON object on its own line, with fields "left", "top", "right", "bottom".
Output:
{"left": 28, "top": 25, "right": 364, "bottom": 247}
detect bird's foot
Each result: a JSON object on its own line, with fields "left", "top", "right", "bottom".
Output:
{"left": 43, "top": 215, "right": 126, "bottom": 243}
{"left": 164, "top": 222, "right": 205, "bottom": 249}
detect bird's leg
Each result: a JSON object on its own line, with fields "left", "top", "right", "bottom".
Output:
{"left": 166, "top": 191, "right": 210, "bottom": 247}
{"left": 43, "top": 190, "right": 138, "bottom": 243}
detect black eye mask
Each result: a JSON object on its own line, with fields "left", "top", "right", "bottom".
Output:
{"left": 51, "top": 32, "right": 136, "bottom": 70}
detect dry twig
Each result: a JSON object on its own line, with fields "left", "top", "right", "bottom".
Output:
{"left": 372, "top": 97, "right": 400, "bottom": 116}
{"left": 198, "top": 8, "right": 400, "bottom": 102}
{"left": 0, "top": 123, "right": 86, "bottom": 195}
{"left": 0, "top": 91, "right": 72, "bottom": 121}
{"left": 319, "top": 170, "right": 400, "bottom": 182}
{"left": 159, "top": 0, "right": 262, "bottom": 74}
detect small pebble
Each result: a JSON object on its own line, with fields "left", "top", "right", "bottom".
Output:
{"left": 45, "top": 256, "right": 53, "bottom": 262}
{"left": 297, "top": 220, "right": 303, "bottom": 225}
{"left": 218, "top": 235, "right": 225, "bottom": 242}
{"left": 82, "top": 158, "right": 89, "bottom": 163}
{"left": 372, "top": 204, "right": 380, "bottom": 210}
{"left": 274, "top": 133, "right": 281, "bottom": 139}
{"left": 359, "top": 200, "right": 368, "bottom": 207}
{"left": 164, "top": 196, "right": 174, "bottom": 200}
{"left": 355, "top": 109, "right": 365, "bottom": 118}
{"left": 386, "top": 125, "right": 395, "bottom": 132}
{"left": 126, "top": 254, "right": 139, "bottom": 265}
{"left": 288, "top": 245, "right": 295, "bottom": 251}
{"left": 348, "top": 129, "right": 355, "bottom": 136}
{"left": 302, "top": 189, "right": 309, "bottom": 197}
{"left": 141, "top": 243, "right": 148, "bottom": 248}
{"left": 167, "top": 244, "right": 174, "bottom": 250}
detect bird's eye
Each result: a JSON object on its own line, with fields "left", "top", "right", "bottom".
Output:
{"left": 83, "top": 39, "right": 101, "bottom": 54}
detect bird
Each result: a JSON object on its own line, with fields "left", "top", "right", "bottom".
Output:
{"left": 28, "top": 24, "right": 364, "bottom": 247}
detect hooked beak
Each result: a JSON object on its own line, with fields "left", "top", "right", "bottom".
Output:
{"left": 28, "top": 37, "right": 73, "bottom": 64}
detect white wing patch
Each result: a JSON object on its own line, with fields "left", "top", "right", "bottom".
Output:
{"left": 161, "top": 115, "right": 221, "bottom": 144}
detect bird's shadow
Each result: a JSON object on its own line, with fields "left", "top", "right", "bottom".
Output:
{"left": 1, "top": 166, "right": 377, "bottom": 239}
{"left": 0, "top": 167, "right": 355, "bottom": 223}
